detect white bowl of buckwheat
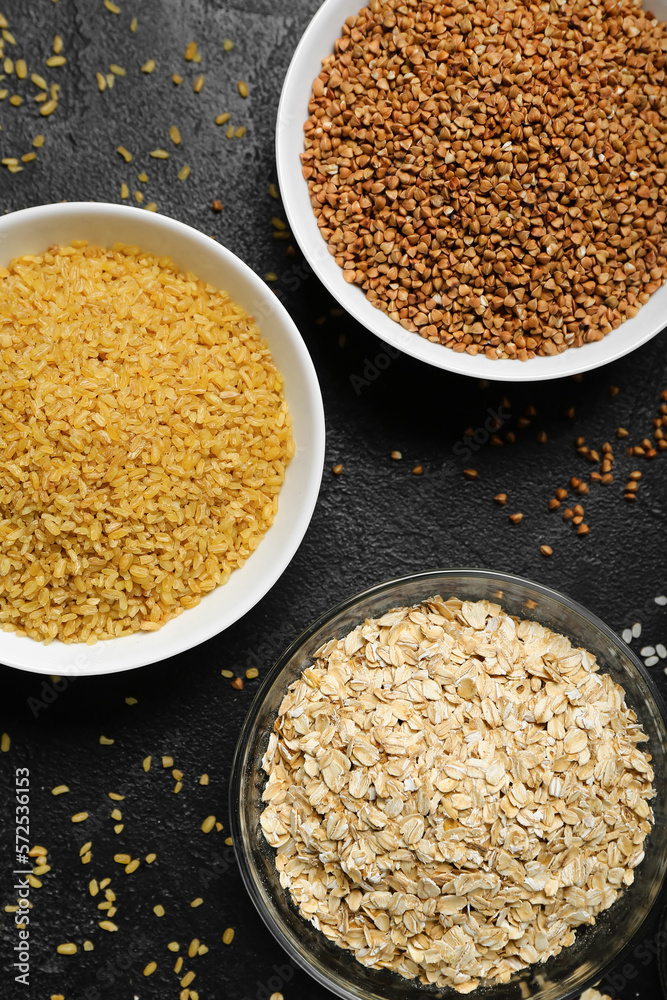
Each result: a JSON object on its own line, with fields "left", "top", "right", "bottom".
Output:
{"left": 277, "top": 0, "right": 667, "bottom": 381}
{"left": 231, "top": 569, "right": 667, "bottom": 1000}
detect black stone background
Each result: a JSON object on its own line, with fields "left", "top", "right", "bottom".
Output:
{"left": 0, "top": 1, "right": 666, "bottom": 998}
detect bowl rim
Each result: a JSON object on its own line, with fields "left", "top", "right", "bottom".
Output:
{"left": 276, "top": 0, "right": 667, "bottom": 382}
{"left": 0, "top": 202, "right": 326, "bottom": 674}
{"left": 230, "top": 566, "right": 667, "bottom": 1000}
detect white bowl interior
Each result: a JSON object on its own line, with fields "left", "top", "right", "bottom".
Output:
{"left": 0, "top": 203, "right": 325, "bottom": 674}
{"left": 277, "top": 0, "right": 667, "bottom": 381}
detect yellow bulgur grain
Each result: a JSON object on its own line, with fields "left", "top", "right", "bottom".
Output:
{"left": 178, "top": 165, "right": 190, "bottom": 180}
{"left": 0, "top": 245, "right": 293, "bottom": 643}
{"left": 169, "top": 125, "right": 181, "bottom": 145}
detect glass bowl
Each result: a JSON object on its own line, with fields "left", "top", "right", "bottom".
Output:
{"left": 230, "top": 569, "right": 667, "bottom": 1000}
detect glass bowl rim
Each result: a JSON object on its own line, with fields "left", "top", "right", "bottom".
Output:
{"left": 230, "top": 567, "right": 667, "bottom": 1000}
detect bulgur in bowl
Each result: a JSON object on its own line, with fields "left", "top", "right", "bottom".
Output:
{"left": 0, "top": 203, "right": 325, "bottom": 674}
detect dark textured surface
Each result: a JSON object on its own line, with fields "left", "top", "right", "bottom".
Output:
{"left": 0, "top": 2, "right": 666, "bottom": 999}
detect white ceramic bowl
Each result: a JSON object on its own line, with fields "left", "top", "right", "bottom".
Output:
{"left": 277, "top": 0, "right": 667, "bottom": 381}
{"left": 0, "top": 203, "right": 325, "bottom": 675}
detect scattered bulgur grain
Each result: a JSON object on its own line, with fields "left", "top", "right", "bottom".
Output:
{"left": 57, "top": 943, "right": 77, "bottom": 955}
{"left": 238, "top": 81, "right": 248, "bottom": 98}
{"left": 109, "top": 64, "right": 125, "bottom": 76}
{"left": 0, "top": 732, "right": 9, "bottom": 752}
{"left": 194, "top": 74, "right": 204, "bottom": 93}
{"left": 178, "top": 164, "right": 190, "bottom": 180}
{"left": 143, "top": 756, "right": 152, "bottom": 772}
{"left": 215, "top": 112, "right": 230, "bottom": 125}
{"left": 130, "top": 16, "right": 137, "bottom": 30}
{"left": 141, "top": 59, "right": 156, "bottom": 73}
{"left": 201, "top": 815, "right": 216, "bottom": 833}
{"left": 32, "top": 135, "right": 45, "bottom": 148}
{"left": 83, "top": 940, "right": 94, "bottom": 951}
{"left": 269, "top": 183, "right": 278, "bottom": 199}
{"left": 200, "top": 774, "right": 209, "bottom": 785}
{"left": 235, "top": 126, "right": 246, "bottom": 138}
{"left": 162, "top": 756, "right": 173, "bottom": 768}
{"left": 172, "top": 73, "right": 183, "bottom": 85}
{"left": 184, "top": 41, "right": 197, "bottom": 61}
{"left": 223, "top": 39, "right": 233, "bottom": 51}
{"left": 144, "top": 962, "right": 157, "bottom": 976}
{"left": 246, "top": 667, "right": 259, "bottom": 679}
{"left": 221, "top": 669, "right": 233, "bottom": 678}
{"left": 181, "top": 971, "right": 196, "bottom": 987}
{"left": 71, "top": 812, "right": 88, "bottom": 823}
{"left": 188, "top": 939, "right": 200, "bottom": 958}
{"left": 46, "top": 56, "right": 66, "bottom": 68}
{"left": 169, "top": 125, "right": 181, "bottom": 145}
{"left": 146, "top": 853, "right": 156, "bottom": 863}
{"left": 99, "top": 736, "right": 114, "bottom": 745}
{"left": 168, "top": 941, "right": 180, "bottom": 952}
{"left": 125, "top": 859, "right": 140, "bottom": 874}
{"left": 89, "top": 879, "right": 99, "bottom": 896}
{"left": 149, "top": 148, "right": 168, "bottom": 159}
{"left": 40, "top": 99, "right": 57, "bottom": 116}
{"left": 104, "top": 0, "right": 120, "bottom": 12}
{"left": 222, "top": 928, "right": 234, "bottom": 945}
{"left": 116, "top": 145, "right": 132, "bottom": 162}
{"left": 191, "top": 897, "right": 203, "bottom": 908}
